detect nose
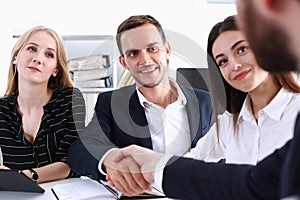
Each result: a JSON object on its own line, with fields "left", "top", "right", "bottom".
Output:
{"left": 139, "top": 50, "right": 152, "bottom": 65}
{"left": 229, "top": 57, "right": 241, "bottom": 71}
{"left": 33, "top": 56, "right": 42, "bottom": 65}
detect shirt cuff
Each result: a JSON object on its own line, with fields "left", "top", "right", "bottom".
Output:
{"left": 98, "top": 148, "right": 118, "bottom": 176}
{"left": 154, "top": 154, "right": 173, "bottom": 192}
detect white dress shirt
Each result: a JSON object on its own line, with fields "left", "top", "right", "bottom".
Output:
{"left": 98, "top": 79, "right": 191, "bottom": 175}
{"left": 136, "top": 79, "right": 191, "bottom": 156}
{"left": 185, "top": 88, "right": 300, "bottom": 164}
{"left": 155, "top": 88, "right": 300, "bottom": 191}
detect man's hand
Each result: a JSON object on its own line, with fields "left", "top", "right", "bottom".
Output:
{"left": 103, "top": 149, "right": 151, "bottom": 196}
{"left": 113, "top": 145, "right": 166, "bottom": 184}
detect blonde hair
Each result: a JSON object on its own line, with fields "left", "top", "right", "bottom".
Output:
{"left": 5, "top": 26, "right": 73, "bottom": 95}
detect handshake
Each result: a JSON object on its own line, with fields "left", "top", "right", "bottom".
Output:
{"left": 103, "top": 145, "right": 171, "bottom": 197}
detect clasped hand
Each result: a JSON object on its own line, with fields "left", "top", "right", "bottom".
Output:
{"left": 103, "top": 145, "right": 164, "bottom": 197}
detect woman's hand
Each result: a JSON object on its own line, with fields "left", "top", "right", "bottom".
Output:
{"left": 0, "top": 165, "right": 10, "bottom": 170}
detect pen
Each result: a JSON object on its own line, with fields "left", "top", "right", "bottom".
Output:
{"left": 51, "top": 188, "right": 60, "bottom": 200}
{"left": 99, "top": 180, "right": 122, "bottom": 199}
{"left": 102, "top": 183, "right": 122, "bottom": 199}
{"left": 152, "top": 186, "right": 164, "bottom": 195}
{"left": 0, "top": 147, "right": 3, "bottom": 166}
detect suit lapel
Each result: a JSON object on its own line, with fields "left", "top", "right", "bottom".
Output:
{"left": 181, "top": 86, "right": 201, "bottom": 148}
{"left": 128, "top": 89, "right": 153, "bottom": 149}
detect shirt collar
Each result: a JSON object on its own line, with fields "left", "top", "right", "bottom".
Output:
{"left": 263, "top": 88, "right": 297, "bottom": 121}
{"left": 136, "top": 78, "right": 187, "bottom": 108}
{"left": 238, "top": 88, "right": 296, "bottom": 122}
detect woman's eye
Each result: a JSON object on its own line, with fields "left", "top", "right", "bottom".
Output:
{"left": 27, "top": 46, "right": 37, "bottom": 52}
{"left": 237, "top": 46, "right": 248, "bottom": 55}
{"left": 218, "top": 59, "right": 227, "bottom": 67}
{"left": 46, "top": 52, "right": 55, "bottom": 58}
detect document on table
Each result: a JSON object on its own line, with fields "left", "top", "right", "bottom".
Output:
{"left": 51, "top": 178, "right": 117, "bottom": 200}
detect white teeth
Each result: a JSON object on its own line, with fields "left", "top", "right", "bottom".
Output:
{"left": 140, "top": 66, "right": 156, "bottom": 73}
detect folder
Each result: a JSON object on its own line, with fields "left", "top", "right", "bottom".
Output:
{"left": 51, "top": 178, "right": 116, "bottom": 200}
{"left": 0, "top": 169, "right": 45, "bottom": 193}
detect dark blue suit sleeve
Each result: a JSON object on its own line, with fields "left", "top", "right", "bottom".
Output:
{"left": 162, "top": 139, "right": 290, "bottom": 200}
{"left": 68, "top": 92, "right": 117, "bottom": 180}
{"left": 281, "top": 114, "right": 300, "bottom": 198}
{"left": 67, "top": 112, "right": 115, "bottom": 180}
{"left": 68, "top": 138, "right": 102, "bottom": 180}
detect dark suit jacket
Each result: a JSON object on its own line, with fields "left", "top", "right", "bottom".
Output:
{"left": 68, "top": 84, "right": 213, "bottom": 180}
{"left": 162, "top": 113, "right": 300, "bottom": 200}
{"left": 281, "top": 113, "right": 300, "bottom": 198}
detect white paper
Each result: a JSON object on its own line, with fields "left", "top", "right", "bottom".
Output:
{"left": 52, "top": 178, "right": 116, "bottom": 200}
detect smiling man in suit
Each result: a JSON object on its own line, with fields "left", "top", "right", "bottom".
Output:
{"left": 67, "top": 15, "right": 213, "bottom": 196}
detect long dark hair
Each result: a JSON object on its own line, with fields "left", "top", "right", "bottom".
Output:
{"left": 207, "top": 15, "right": 300, "bottom": 128}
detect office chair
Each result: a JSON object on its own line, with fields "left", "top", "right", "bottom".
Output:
{"left": 176, "top": 68, "right": 209, "bottom": 91}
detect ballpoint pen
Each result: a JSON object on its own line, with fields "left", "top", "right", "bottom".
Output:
{"left": 51, "top": 188, "right": 60, "bottom": 200}
{"left": 100, "top": 180, "right": 122, "bottom": 199}
{"left": 0, "top": 147, "right": 3, "bottom": 166}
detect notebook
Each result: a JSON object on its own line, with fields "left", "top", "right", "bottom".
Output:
{"left": 51, "top": 178, "right": 116, "bottom": 200}
{"left": 51, "top": 177, "right": 167, "bottom": 200}
{"left": 0, "top": 169, "right": 45, "bottom": 193}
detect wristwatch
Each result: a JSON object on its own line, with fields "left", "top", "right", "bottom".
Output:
{"left": 29, "top": 168, "right": 39, "bottom": 182}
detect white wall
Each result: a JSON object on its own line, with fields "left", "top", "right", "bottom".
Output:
{"left": 0, "top": 0, "right": 236, "bottom": 95}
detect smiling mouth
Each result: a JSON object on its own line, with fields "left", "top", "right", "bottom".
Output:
{"left": 233, "top": 70, "right": 250, "bottom": 80}
{"left": 139, "top": 65, "right": 158, "bottom": 74}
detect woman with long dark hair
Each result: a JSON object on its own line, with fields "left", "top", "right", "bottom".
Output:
{"left": 185, "top": 15, "right": 300, "bottom": 165}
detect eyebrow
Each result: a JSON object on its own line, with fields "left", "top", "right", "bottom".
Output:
{"left": 124, "top": 42, "right": 159, "bottom": 55}
{"left": 214, "top": 39, "right": 247, "bottom": 60}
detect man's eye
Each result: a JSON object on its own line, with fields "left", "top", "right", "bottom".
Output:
{"left": 149, "top": 47, "right": 158, "bottom": 52}
{"left": 127, "top": 51, "right": 138, "bottom": 57}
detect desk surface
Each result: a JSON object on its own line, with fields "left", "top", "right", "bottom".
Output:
{"left": 0, "top": 177, "right": 169, "bottom": 200}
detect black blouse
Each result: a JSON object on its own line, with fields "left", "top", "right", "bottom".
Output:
{"left": 0, "top": 87, "right": 85, "bottom": 170}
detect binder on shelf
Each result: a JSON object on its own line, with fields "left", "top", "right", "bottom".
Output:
{"left": 68, "top": 54, "right": 110, "bottom": 71}
{"left": 69, "top": 68, "right": 112, "bottom": 82}
{"left": 68, "top": 54, "right": 113, "bottom": 88}
{"left": 74, "top": 76, "right": 112, "bottom": 88}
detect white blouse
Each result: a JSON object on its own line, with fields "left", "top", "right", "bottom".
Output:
{"left": 185, "top": 88, "right": 300, "bottom": 165}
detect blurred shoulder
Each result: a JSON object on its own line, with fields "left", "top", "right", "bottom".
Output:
{"left": 182, "top": 86, "right": 211, "bottom": 101}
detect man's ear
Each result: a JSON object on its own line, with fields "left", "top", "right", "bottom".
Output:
{"left": 165, "top": 42, "right": 171, "bottom": 60}
{"left": 119, "top": 55, "right": 128, "bottom": 70}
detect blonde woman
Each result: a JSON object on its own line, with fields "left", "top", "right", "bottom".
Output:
{"left": 0, "top": 26, "right": 85, "bottom": 183}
